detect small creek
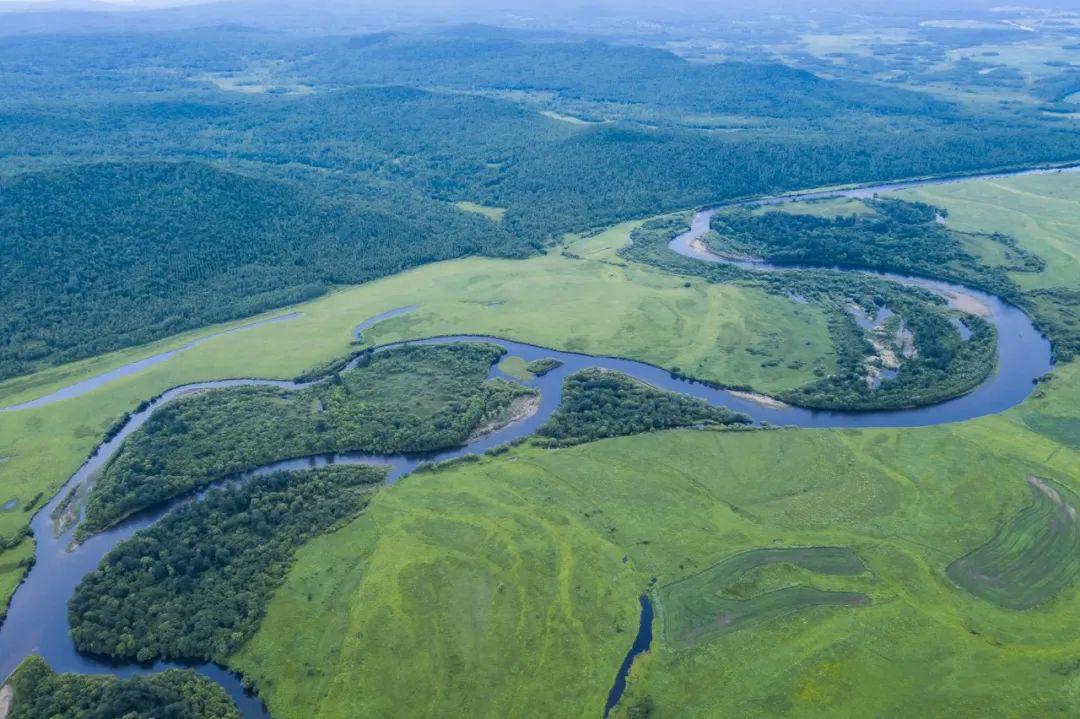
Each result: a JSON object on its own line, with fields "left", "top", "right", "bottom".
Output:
{"left": 0, "top": 313, "right": 304, "bottom": 413}
{"left": 604, "top": 596, "right": 654, "bottom": 718}
{"left": 0, "top": 165, "right": 1074, "bottom": 717}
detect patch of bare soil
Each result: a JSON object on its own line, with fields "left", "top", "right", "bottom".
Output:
{"left": 940, "top": 289, "right": 992, "bottom": 317}
{"left": 689, "top": 238, "right": 712, "bottom": 256}
{"left": 728, "top": 390, "right": 789, "bottom": 410}
{"left": 1029, "top": 475, "right": 1078, "bottom": 521}
{"left": 0, "top": 683, "right": 13, "bottom": 719}
{"left": 469, "top": 394, "right": 541, "bottom": 440}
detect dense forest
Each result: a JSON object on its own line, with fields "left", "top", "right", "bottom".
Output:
{"left": 624, "top": 218, "right": 998, "bottom": 410}
{"left": 710, "top": 200, "right": 971, "bottom": 273}
{"left": 535, "top": 369, "right": 750, "bottom": 446}
{"left": 315, "top": 30, "right": 951, "bottom": 120}
{"left": 70, "top": 466, "right": 381, "bottom": 663}
{"left": 82, "top": 343, "right": 531, "bottom": 533}
{"left": 0, "top": 162, "right": 529, "bottom": 381}
{"left": 3, "top": 28, "right": 1080, "bottom": 378}
{"left": 5, "top": 656, "right": 239, "bottom": 719}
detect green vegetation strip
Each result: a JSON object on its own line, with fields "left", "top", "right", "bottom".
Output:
{"left": 525, "top": 358, "right": 563, "bottom": 376}
{"left": 70, "top": 465, "right": 383, "bottom": 663}
{"left": 82, "top": 343, "right": 530, "bottom": 533}
{"left": 5, "top": 655, "right": 238, "bottom": 719}
{"left": 535, "top": 368, "right": 749, "bottom": 447}
{"left": 658, "top": 547, "right": 869, "bottom": 648}
{"left": 947, "top": 476, "right": 1080, "bottom": 610}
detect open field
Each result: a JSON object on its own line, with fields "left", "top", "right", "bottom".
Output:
{"left": 454, "top": 201, "right": 507, "bottom": 222}
{"left": 947, "top": 476, "right": 1080, "bottom": 610}
{"left": 234, "top": 352, "right": 1080, "bottom": 717}
{"left": 0, "top": 248, "right": 832, "bottom": 613}
{"left": 658, "top": 547, "right": 869, "bottom": 648}
{"left": 898, "top": 173, "right": 1080, "bottom": 292}
{"left": 496, "top": 355, "right": 534, "bottom": 381}
{"left": 562, "top": 219, "right": 647, "bottom": 264}
{"left": 751, "top": 197, "right": 878, "bottom": 219}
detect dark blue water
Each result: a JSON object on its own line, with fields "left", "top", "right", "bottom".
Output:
{"left": 604, "top": 596, "right": 654, "bottom": 718}
{"left": 0, "top": 166, "right": 1072, "bottom": 716}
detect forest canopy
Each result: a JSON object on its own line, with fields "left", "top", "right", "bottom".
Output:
{"left": 535, "top": 368, "right": 750, "bottom": 446}
{"left": 0, "top": 162, "right": 529, "bottom": 381}
{"left": 5, "top": 655, "right": 239, "bottom": 719}
{"left": 81, "top": 343, "right": 531, "bottom": 532}
{"left": 70, "top": 466, "right": 383, "bottom": 663}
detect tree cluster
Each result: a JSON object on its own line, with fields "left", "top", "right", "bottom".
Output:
{"left": 536, "top": 368, "right": 750, "bottom": 446}
{"left": 70, "top": 465, "right": 383, "bottom": 663}
{"left": 83, "top": 343, "right": 531, "bottom": 533}
{"left": 6, "top": 655, "right": 239, "bottom": 719}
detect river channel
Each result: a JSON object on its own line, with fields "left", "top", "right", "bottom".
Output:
{"left": 0, "top": 165, "right": 1073, "bottom": 717}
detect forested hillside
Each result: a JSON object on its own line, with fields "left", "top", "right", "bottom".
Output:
{"left": 0, "top": 161, "right": 528, "bottom": 380}
{"left": 322, "top": 31, "right": 951, "bottom": 120}
{"left": 3, "top": 27, "right": 1080, "bottom": 378}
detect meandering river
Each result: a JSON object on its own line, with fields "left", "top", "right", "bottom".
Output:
{"left": 0, "top": 165, "right": 1073, "bottom": 717}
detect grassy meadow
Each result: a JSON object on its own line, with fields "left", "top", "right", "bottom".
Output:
{"left": 897, "top": 172, "right": 1080, "bottom": 292}
{"left": 233, "top": 359, "right": 1080, "bottom": 717}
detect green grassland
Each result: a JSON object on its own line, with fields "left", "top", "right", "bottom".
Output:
{"left": 496, "top": 355, "right": 534, "bottom": 381}
{"left": 0, "top": 247, "right": 832, "bottom": 616}
{"left": 454, "top": 201, "right": 507, "bottom": 222}
{"left": 947, "top": 476, "right": 1080, "bottom": 610}
{"left": 752, "top": 197, "right": 878, "bottom": 219}
{"left": 563, "top": 219, "right": 648, "bottom": 264}
{"left": 898, "top": 173, "right": 1080, "bottom": 292}
{"left": 357, "top": 253, "right": 835, "bottom": 388}
{"left": 232, "top": 359, "right": 1080, "bottom": 718}
{"left": 658, "top": 548, "right": 870, "bottom": 648}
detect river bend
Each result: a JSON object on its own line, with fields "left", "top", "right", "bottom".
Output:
{"left": 0, "top": 165, "right": 1073, "bottom": 717}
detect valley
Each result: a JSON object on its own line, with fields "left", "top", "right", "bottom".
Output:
{"left": 2, "top": 7, "right": 1080, "bottom": 717}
